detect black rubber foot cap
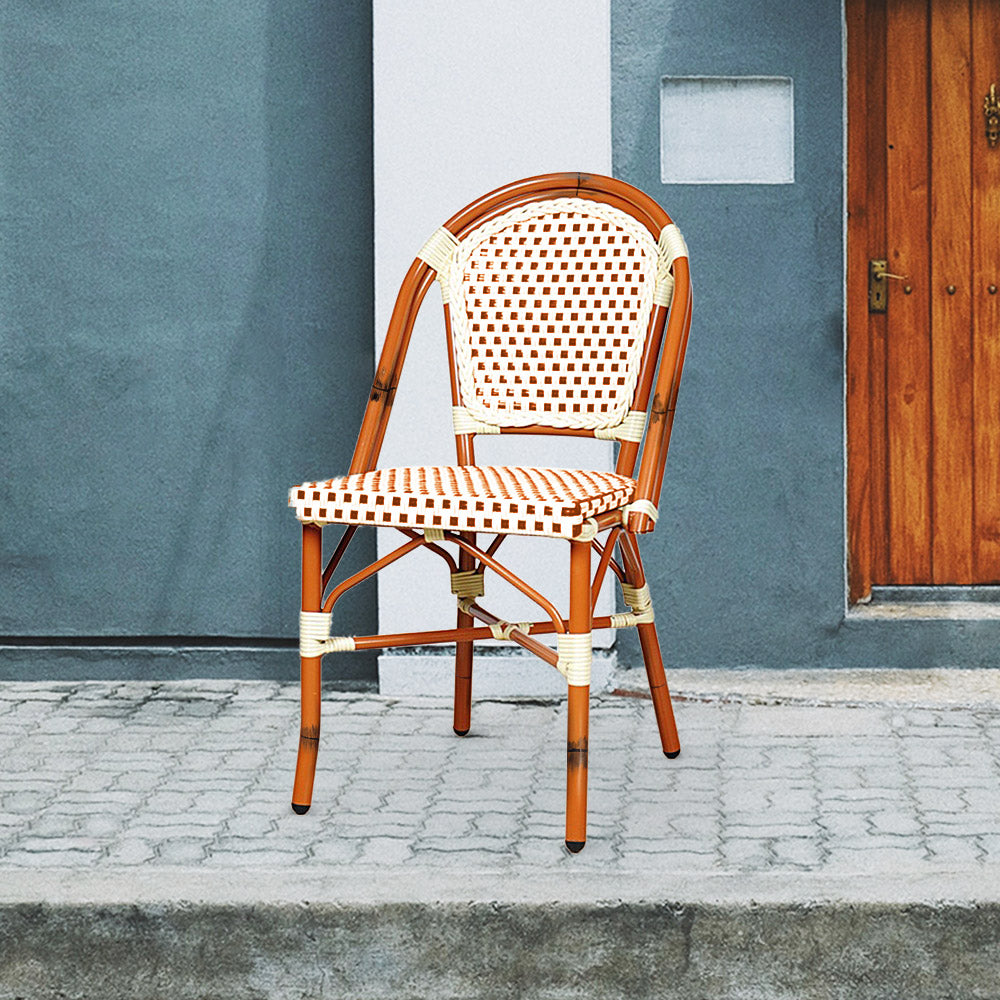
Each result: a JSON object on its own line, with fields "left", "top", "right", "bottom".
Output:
{"left": 291, "top": 803, "right": 310, "bottom": 815}
{"left": 565, "top": 840, "right": 586, "bottom": 854}
{"left": 454, "top": 727, "right": 469, "bottom": 736}
{"left": 665, "top": 749, "right": 681, "bottom": 758}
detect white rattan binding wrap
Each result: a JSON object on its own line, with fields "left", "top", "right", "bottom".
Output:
{"left": 489, "top": 620, "right": 533, "bottom": 641}
{"left": 594, "top": 409, "right": 647, "bottom": 442}
{"left": 446, "top": 198, "right": 660, "bottom": 432}
{"left": 556, "top": 632, "right": 593, "bottom": 686}
{"left": 658, "top": 223, "right": 689, "bottom": 268}
{"left": 622, "top": 498, "right": 659, "bottom": 524}
{"left": 617, "top": 580, "right": 655, "bottom": 625}
{"left": 450, "top": 570, "right": 485, "bottom": 598}
{"left": 451, "top": 406, "right": 501, "bottom": 436}
{"left": 417, "top": 226, "right": 460, "bottom": 303}
{"left": 621, "top": 581, "right": 653, "bottom": 614}
{"left": 299, "top": 611, "right": 356, "bottom": 658}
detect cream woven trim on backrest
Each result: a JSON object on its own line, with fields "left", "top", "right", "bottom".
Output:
{"left": 594, "top": 409, "right": 647, "bottom": 442}
{"left": 453, "top": 404, "right": 645, "bottom": 441}
{"left": 417, "top": 226, "right": 461, "bottom": 304}
{"left": 447, "top": 198, "right": 660, "bottom": 432}
{"left": 451, "top": 406, "right": 501, "bottom": 436}
{"left": 653, "top": 224, "right": 688, "bottom": 308}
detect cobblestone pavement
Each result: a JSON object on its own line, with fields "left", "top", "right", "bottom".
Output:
{"left": 1, "top": 677, "right": 999, "bottom": 872}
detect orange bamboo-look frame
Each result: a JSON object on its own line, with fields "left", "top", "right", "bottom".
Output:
{"left": 290, "top": 173, "right": 692, "bottom": 852}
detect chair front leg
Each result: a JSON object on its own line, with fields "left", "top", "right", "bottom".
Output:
{"left": 292, "top": 523, "right": 323, "bottom": 814}
{"left": 564, "top": 539, "right": 592, "bottom": 852}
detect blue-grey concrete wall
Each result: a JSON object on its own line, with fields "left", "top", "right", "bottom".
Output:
{"left": 1, "top": 2, "right": 377, "bottom": 682}
{"left": 612, "top": 0, "right": 1000, "bottom": 669}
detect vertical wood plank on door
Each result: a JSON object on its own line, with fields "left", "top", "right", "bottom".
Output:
{"left": 846, "top": 0, "right": 873, "bottom": 602}
{"left": 866, "top": 0, "right": 890, "bottom": 588}
{"left": 847, "top": 0, "right": 891, "bottom": 600}
{"left": 929, "top": 0, "right": 974, "bottom": 582}
{"left": 885, "top": 0, "right": 932, "bottom": 582}
{"left": 972, "top": 0, "right": 1000, "bottom": 579}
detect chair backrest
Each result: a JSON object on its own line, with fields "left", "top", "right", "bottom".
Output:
{"left": 350, "top": 173, "right": 692, "bottom": 530}
{"left": 443, "top": 196, "right": 659, "bottom": 433}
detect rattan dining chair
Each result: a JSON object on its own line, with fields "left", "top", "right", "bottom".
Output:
{"left": 287, "top": 172, "right": 692, "bottom": 852}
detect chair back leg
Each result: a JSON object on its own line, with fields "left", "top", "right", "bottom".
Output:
{"left": 620, "top": 534, "right": 681, "bottom": 757}
{"left": 452, "top": 543, "right": 477, "bottom": 735}
{"left": 635, "top": 620, "right": 681, "bottom": 757}
{"left": 453, "top": 624, "right": 473, "bottom": 736}
{"left": 292, "top": 523, "right": 324, "bottom": 813}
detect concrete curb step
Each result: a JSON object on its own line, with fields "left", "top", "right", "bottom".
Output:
{"left": 613, "top": 666, "right": 1000, "bottom": 711}
{"left": 4, "top": 867, "right": 1000, "bottom": 999}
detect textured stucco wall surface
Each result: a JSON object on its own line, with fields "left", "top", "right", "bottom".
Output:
{"left": 612, "top": 0, "right": 1000, "bottom": 668}
{"left": 0, "top": 2, "right": 376, "bottom": 680}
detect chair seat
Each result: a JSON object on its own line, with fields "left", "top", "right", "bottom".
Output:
{"left": 289, "top": 465, "right": 635, "bottom": 539}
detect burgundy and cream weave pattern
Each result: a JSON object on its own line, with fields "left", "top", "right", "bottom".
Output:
{"left": 289, "top": 466, "right": 635, "bottom": 540}
{"left": 447, "top": 198, "right": 659, "bottom": 431}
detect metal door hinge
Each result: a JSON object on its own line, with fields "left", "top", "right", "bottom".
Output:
{"left": 985, "top": 83, "right": 1000, "bottom": 147}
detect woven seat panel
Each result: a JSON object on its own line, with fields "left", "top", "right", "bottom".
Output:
{"left": 448, "top": 198, "right": 659, "bottom": 431}
{"left": 289, "top": 465, "right": 635, "bottom": 539}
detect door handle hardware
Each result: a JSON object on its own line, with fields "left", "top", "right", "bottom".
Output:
{"left": 869, "top": 259, "right": 908, "bottom": 312}
{"left": 986, "top": 84, "right": 1000, "bottom": 147}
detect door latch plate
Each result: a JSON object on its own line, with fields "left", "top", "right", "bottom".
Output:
{"left": 869, "top": 259, "right": 889, "bottom": 313}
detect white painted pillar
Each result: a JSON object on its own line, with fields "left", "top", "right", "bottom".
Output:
{"left": 372, "top": 0, "right": 615, "bottom": 696}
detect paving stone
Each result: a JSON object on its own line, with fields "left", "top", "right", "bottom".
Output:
{"left": 922, "top": 812, "right": 999, "bottom": 836}
{"left": 307, "top": 839, "right": 362, "bottom": 864}
{"left": 417, "top": 835, "right": 511, "bottom": 854}
{"left": 223, "top": 814, "right": 278, "bottom": 839}
{"left": 663, "top": 813, "right": 719, "bottom": 838}
{"left": 925, "top": 836, "right": 983, "bottom": 864}
{"left": 823, "top": 845, "right": 925, "bottom": 869}
{"left": 719, "top": 837, "right": 773, "bottom": 868}
{"left": 771, "top": 838, "right": 826, "bottom": 867}
{"left": 421, "top": 813, "right": 476, "bottom": 838}
{"left": 73, "top": 813, "right": 127, "bottom": 838}
{"left": 473, "top": 811, "right": 523, "bottom": 838}
{"left": 868, "top": 809, "right": 924, "bottom": 836}
{"left": 102, "top": 838, "right": 157, "bottom": 865}
{"left": 1, "top": 849, "right": 101, "bottom": 866}
{"left": 24, "top": 813, "right": 80, "bottom": 837}
{"left": 2, "top": 791, "right": 53, "bottom": 814}
{"left": 125, "top": 823, "right": 222, "bottom": 840}
{"left": 15, "top": 836, "right": 106, "bottom": 853}
{"left": 153, "top": 839, "right": 211, "bottom": 864}
{"left": 818, "top": 811, "right": 872, "bottom": 838}
{"left": 357, "top": 836, "right": 414, "bottom": 865}
{"left": 726, "top": 822, "right": 818, "bottom": 839}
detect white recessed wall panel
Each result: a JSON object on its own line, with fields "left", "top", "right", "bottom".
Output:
{"left": 660, "top": 76, "right": 794, "bottom": 184}
{"left": 373, "top": 0, "right": 615, "bottom": 695}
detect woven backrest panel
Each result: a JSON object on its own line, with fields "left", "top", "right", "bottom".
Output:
{"left": 446, "top": 197, "right": 659, "bottom": 431}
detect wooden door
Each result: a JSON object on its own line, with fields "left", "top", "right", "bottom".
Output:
{"left": 847, "top": 0, "right": 1000, "bottom": 601}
